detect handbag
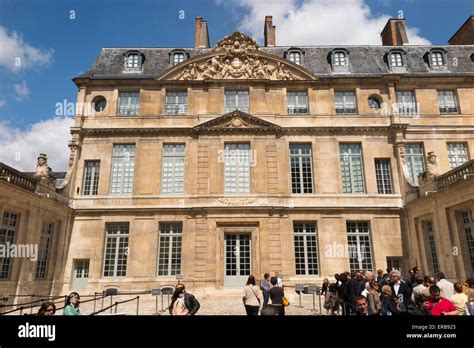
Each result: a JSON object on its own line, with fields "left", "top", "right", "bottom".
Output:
{"left": 282, "top": 295, "right": 290, "bottom": 307}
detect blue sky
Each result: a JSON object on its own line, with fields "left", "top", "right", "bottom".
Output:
{"left": 0, "top": 0, "right": 472, "bottom": 171}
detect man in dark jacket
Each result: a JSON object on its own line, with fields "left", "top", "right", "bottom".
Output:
{"left": 169, "top": 284, "right": 200, "bottom": 315}
{"left": 389, "top": 270, "right": 411, "bottom": 311}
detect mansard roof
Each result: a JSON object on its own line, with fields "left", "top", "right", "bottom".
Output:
{"left": 74, "top": 33, "right": 474, "bottom": 83}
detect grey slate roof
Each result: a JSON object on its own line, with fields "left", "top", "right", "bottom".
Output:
{"left": 74, "top": 45, "right": 474, "bottom": 81}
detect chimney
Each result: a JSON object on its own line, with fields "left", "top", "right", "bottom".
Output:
{"left": 264, "top": 16, "right": 276, "bottom": 47}
{"left": 195, "top": 17, "right": 210, "bottom": 48}
{"left": 448, "top": 16, "right": 474, "bottom": 45}
{"left": 381, "top": 18, "right": 409, "bottom": 46}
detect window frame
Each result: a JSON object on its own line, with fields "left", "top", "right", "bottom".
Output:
{"left": 157, "top": 222, "right": 183, "bottom": 276}
{"left": 35, "top": 222, "right": 53, "bottom": 280}
{"left": 123, "top": 51, "right": 143, "bottom": 70}
{"left": 224, "top": 90, "right": 249, "bottom": 113}
{"left": 437, "top": 90, "right": 459, "bottom": 115}
{"left": 102, "top": 223, "right": 129, "bottom": 278}
{"left": 293, "top": 222, "right": 319, "bottom": 276}
{"left": 405, "top": 143, "right": 425, "bottom": 185}
{"left": 0, "top": 212, "right": 20, "bottom": 280}
{"left": 447, "top": 142, "right": 469, "bottom": 169}
{"left": 165, "top": 90, "right": 188, "bottom": 115}
{"left": 335, "top": 90, "right": 357, "bottom": 115}
{"left": 110, "top": 144, "right": 136, "bottom": 196}
{"left": 339, "top": 143, "right": 366, "bottom": 194}
{"left": 117, "top": 91, "right": 140, "bottom": 117}
{"left": 289, "top": 143, "right": 314, "bottom": 194}
{"left": 375, "top": 158, "right": 393, "bottom": 194}
{"left": 287, "top": 91, "right": 309, "bottom": 115}
{"left": 161, "top": 144, "right": 186, "bottom": 195}
{"left": 83, "top": 160, "right": 100, "bottom": 196}
{"left": 346, "top": 221, "right": 373, "bottom": 272}
{"left": 223, "top": 143, "right": 251, "bottom": 195}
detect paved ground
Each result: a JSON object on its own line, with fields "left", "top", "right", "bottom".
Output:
{"left": 7, "top": 290, "right": 333, "bottom": 316}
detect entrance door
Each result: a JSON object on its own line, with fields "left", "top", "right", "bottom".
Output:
{"left": 72, "top": 260, "right": 89, "bottom": 290}
{"left": 224, "top": 234, "right": 251, "bottom": 288}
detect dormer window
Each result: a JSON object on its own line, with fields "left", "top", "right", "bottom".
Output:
{"left": 387, "top": 49, "right": 406, "bottom": 70}
{"left": 431, "top": 51, "right": 445, "bottom": 66}
{"left": 427, "top": 49, "right": 447, "bottom": 69}
{"left": 330, "top": 49, "right": 349, "bottom": 71}
{"left": 123, "top": 51, "right": 144, "bottom": 71}
{"left": 285, "top": 48, "right": 304, "bottom": 65}
{"left": 390, "top": 52, "right": 403, "bottom": 67}
{"left": 169, "top": 50, "right": 188, "bottom": 66}
{"left": 334, "top": 51, "right": 347, "bottom": 66}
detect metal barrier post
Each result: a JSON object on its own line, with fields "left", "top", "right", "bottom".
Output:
{"left": 93, "top": 292, "right": 97, "bottom": 313}
{"left": 101, "top": 292, "right": 104, "bottom": 310}
{"left": 161, "top": 292, "right": 165, "bottom": 312}
{"left": 110, "top": 295, "right": 113, "bottom": 314}
{"left": 156, "top": 296, "right": 158, "bottom": 314}
{"left": 19, "top": 307, "right": 23, "bottom": 316}
{"left": 312, "top": 293, "right": 316, "bottom": 311}
{"left": 114, "top": 302, "right": 118, "bottom": 314}
{"left": 319, "top": 294, "right": 322, "bottom": 314}
{"left": 136, "top": 296, "right": 140, "bottom": 315}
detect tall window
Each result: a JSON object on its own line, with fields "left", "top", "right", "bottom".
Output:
{"left": 0, "top": 212, "right": 19, "bottom": 279}
{"left": 224, "top": 143, "right": 251, "bottom": 194}
{"left": 405, "top": 144, "right": 425, "bottom": 185}
{"left": 425, "top": 221, "right": 440, "bottom": 274}
{"left": 447, "top": 143, "right": 468, "bottom": 169}
{"left": 157, "top": 223, "right": 182, "bottom": 276}
{"left": 287, "top": 91, "right": 308, "bottom": 115}
{"left": 431, "top": 51, "right": 445, "bottom": 66}
{"left": 288, "top": 51, "right": 301, "bottom": 65}
{"left": 347, "top": 221, "right": 373, "bottom": 272}
{"left": 390, "top": 52, "right": 403, "bottom": 67}
{"left": 438, "top": 90, "right": 458, "bottom": 114}
{"left": 36, "top": 222, "right": 53, "bottom": 279}
{"left": 375, "top": 159, "right": 393, "bottom": 194}
{"left": 161, "top": 144, "right": 185, "bottom": 195}
{"left": 290, "top": 144, "right": 313, "bottom": 194}
{"left": 83, "top": 161, "right": 100, "bottom": 195}
{"left": 225, "top": 90, "right": 249, "bottom": 113}
{"left": 118, "top": 91, "right": 139, "bottom": 116}
{"left": 294, "top": 222, "right": 319, "bottom": 275}
{"left": 340, "top": 144, "right": 365, "bottom": 193}
{"left": 124, "top": 53, "right": 141, "bottom": 68}
{"left": 334, "top": 51, "right": 347, "bottom": 66}
{"left": 172, "top": 52, "right": 185, "bottom": 65}
{"left": 335, "top": 91, "right": 357, "bottom": 114}
{"left": 110, "top": 144, "right": 135, "bottom": 195}
{"left": 461, "top": 211, "right": 474, "bottom": 272}
{"left": 396, "top": 91, "right": 417, "bottom": 115}
{"left": 103, "top": 223, "right": 129, "bottom": 277}
{"left": 165, "top": 91, "right": 187, "bottom": 115}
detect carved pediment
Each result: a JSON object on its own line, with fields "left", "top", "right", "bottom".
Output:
{"left": 156, "top": 32, "right": 316, "bottom": 81}
{"left": 193, "top": 110, "right": 282, "bottom": 132}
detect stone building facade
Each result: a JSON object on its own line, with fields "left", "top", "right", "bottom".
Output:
{"left": 2, "top": 16, "right": 472, "bottom": 298}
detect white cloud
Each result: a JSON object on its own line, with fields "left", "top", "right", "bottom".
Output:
{"left": 0, "top": 26, "right": 53, "bottom": 71}
{"left": 0, "top": 117, "right": 73, "bottom": 172}
{"left": 0, "top": 97, "right": 6, "bottom": 108}
{"left": 219, "top": 0, "right": 431, "bottom": 45}
{"left": 13, "top": 80, "right": 30, "bottom": 101}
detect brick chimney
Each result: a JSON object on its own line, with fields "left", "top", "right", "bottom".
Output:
{"left": 264, "top": 16, "right": 276, "bottom": 47}
{"left": 195, "top": 17, "right": 210, "bottom": 48}
{"left": 381, "top": 18, "right": 409, "bottom": 46}
{"left": 448, "top": 16, "right": 474, "bottom": 45}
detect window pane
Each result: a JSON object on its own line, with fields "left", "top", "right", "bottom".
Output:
{"left": 438, "top": 90, "right": 458, "bottom": 114}
{"left": 83, "top": 161, "right": 100, "bottom": 195}
{"left": 339, "top": 144, "right": 365, "bottom": 193}
{"left": 287, "top": 91, "right": 308, "bottom": 115}
{"left": 406, "top": 144, "right": 425, "bottom": 185}
{"left": 110, "top": 144, "right": 135, "bottom": 195}
{"left": 396, "top": 91, "right": 417, "bottom": 115}
{"left": 166, "top": 91, "right": 187, "bottom": 115}
{"left": 375, "top": 159, "right": 393, "bottom": 194}
{"left": 103, "top": 223, "right": 129, "bottom": 277}
{"left": 0, "top": 212, "right": 19, "bottom": 279}
{"left": 335, "top": 91, "right": 356, "bottom": 114}
{"left": 118, "top": 92, "right": 140, "bottom": 116}
{"left": 224, "top": 143, "right": 250, "bottom": 194}
{"left": 447, "top": 143, "right": 468, "bottom": 169}
{"left": 158, "top": 223, "right": 183, "bottom": 276}
{"left": 162, "top": 144, "right": 185, "bottom": 195}
{"left": 290, "top": 144, "right": 313, "bottom": 194}
{"left": 294, "top": 222, "right": 318, "bottom": 275}
{"left": 36, "top": 222, "right": 53, "bottom": 279}
{"left": 347, "top": 221, "right": 373, "bottom": 272}
{"left": 225, "top": 90, "right": 249, "bottom": 113}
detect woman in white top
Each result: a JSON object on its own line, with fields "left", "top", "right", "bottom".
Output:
{"left": 243, "top": 275, "right": 261, "bottom": 315}
{"left": 450, "top": 282, "right": 468, "bottom": 315}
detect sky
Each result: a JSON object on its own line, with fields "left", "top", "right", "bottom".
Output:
{"left": 0, "top": 0, "right": 472, "bottom": 171}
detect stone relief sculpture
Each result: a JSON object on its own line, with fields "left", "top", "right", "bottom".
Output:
{"left": 170, "top": 31, "right": 306, "bottom": 81}
{"left": 34, "top": 153, "right": 53, "bottom": 178}
{"left": 418, "top": 151, "right": 442, "bottom": 185}
{"left": 397, "top": 143, "right": 417, "bottom": 187}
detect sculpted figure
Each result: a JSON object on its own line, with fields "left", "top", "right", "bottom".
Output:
{"left": 418, "top": 151, "right": 442, "bottom": 185}
{"left": 34, "top": 153, "right": 52, "bottom": 178}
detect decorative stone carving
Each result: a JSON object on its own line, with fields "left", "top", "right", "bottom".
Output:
{"left": 418, "top": 151, "right": 442, "bottom": 185}
{"left": 168, "top": 31, "right": 307, "bottom": 81}
{"left": 193, "top": 110, "right": 282, "bottom": 133}
{"left": 34, "top": 153, "right": 52, "bottom": 178}
{"left": 57, "top": 144, "right": 79, "bottom": 190}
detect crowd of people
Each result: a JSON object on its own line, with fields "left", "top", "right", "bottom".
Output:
{"left": 320, "top": 267, "right": 474, "bottom": 316}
